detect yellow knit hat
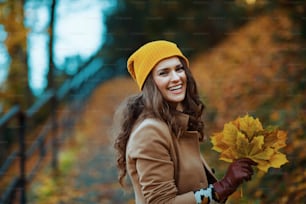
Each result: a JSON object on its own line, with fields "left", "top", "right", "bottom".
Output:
{"left": 127, "top": 40, "right": 189, "bottom": 90}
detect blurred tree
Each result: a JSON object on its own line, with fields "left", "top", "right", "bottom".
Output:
{"left": 47, "top": 0, "right": 56, "bottom": 90}
{"left": 98, "top": 0, "right": 252, "bottom": 75}
{"left": 0, "top": 0, "right": 33, "bottom": 111}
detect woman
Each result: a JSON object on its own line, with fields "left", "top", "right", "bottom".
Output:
{"left": 113, "top": 40, "right": 256, "bottom": 204}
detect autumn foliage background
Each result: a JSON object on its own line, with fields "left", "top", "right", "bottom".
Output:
{"left": 191, "top": 11, "right": 306, "bottom": 203}
{"left": 1, "top": 1, "right": 305, "bottom": 203}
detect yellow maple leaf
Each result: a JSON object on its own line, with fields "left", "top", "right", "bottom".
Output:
{"left": 237, "top": 115, "right": 263, "bottom": 140}
{"left": 268, "top": 152, "right": 289, "bottom": 169}
{"left": 274, "top": 130, "right": 287, "bottom": 149}
{"left": 248, "top": 135, "right": 264, "bottom": 156}
{"left": 255, "top": 160, "right": 270, "bottom": 172}
{"left": 222, "top": 122, "right": 239, "bottom": 146}
{"left": 220, "top": 148, "right": 236, "bottom": 162}
{"left": 263, "top": 129, "right": 287, "bottom": 150}
{"left": 235, "top": 131, "right": 249, "bottom": 156}
{"left": 210, "top": 114, "right": 289, "bottom": 173}
{"left": 253, "top": 150, "right": 288, "bottom": 172}
{"left": 211, "top": 132, "right": 228, "bottom": 152}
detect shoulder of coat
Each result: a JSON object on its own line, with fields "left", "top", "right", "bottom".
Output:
{"left": 129, "top": 118, "right": 172, "bottom": 142}
{"left": 134, "top": 118, "right": 168, "bottom": 133}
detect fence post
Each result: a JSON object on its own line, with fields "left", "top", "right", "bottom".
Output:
{"left": 51, "top": 93, "right": 58, "bottom": 172}
{"left": 18, "top": 111, "right": 26, "bottom": 204}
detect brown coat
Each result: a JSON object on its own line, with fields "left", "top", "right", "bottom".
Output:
{"left": 126, "top": 112, "right": 217, "bottom": 204}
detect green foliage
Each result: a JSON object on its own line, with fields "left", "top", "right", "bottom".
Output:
{"left": 59, "top": 148, "right": 77, "bottom": 174}
{"left": 99, "top": 0, "right": 251, "bottom": 74}
{"left": 28, "top": 142, "right": 81, "bottom": 203}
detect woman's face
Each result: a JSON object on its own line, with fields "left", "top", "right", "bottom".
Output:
{"left": 152, "top": 57, "right": 187, "bottom": 105}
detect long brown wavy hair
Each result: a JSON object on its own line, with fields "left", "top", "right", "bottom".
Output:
{"left": 113, "top": 58, "right": 205, "bottom": 186}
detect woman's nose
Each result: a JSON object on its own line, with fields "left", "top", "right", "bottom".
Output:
{"left": 170, "top": 71, "right": 180, "bottom": 81}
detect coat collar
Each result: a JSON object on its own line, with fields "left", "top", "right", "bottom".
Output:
{"left": 174, "top": 103, "right": 189, "bottom": 132}
{"left": 176, "top": 111, "right": 190, "bottom": 132}
{"left": 174, "top": 103, "right": 204, "bottom": 140}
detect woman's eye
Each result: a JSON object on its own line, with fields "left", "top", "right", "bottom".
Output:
{"left": 158, "top": 71, "right": 167, "bottom": 76}
{"left": 176, "top": 67, "right": 184, "bottom": 72}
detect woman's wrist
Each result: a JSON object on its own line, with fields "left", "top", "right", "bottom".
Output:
{"left": 194, "top": 184, "right": 221, "bottom": 204}
{"left": 211, "top": 185, "right": 221, "bottom": 202}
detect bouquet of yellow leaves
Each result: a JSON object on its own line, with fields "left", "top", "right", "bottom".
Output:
{"left": 211, "top": 114, "right": 288, "bottom": 172}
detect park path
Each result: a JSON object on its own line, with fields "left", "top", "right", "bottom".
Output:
{"left": 27, "top": 12, "right": 301, "bottom": 204}
{"left": 28, "top": 76, "right": 138, "bottom": 204}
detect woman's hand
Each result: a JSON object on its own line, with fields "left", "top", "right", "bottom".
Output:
{"left": 213, "top": 158, "right": 257, "bottom": 202}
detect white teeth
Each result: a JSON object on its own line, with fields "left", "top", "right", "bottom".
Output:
{"left": 169, "top": 85, "right": 182, "bottom": 91}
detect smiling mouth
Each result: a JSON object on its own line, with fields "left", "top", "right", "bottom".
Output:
{"left": 168, "top": 85, "right": 182, "bottom": 91}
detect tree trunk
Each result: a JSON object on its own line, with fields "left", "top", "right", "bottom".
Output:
{"left": 47, "top": 0, "right": 56, "bottom": 90}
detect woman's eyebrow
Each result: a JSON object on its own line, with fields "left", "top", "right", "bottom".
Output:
{"left": 158, "top": 63, "right": 183, "bottom": 71}
{"left": 156, "top": 67, "right": 169, "bottom": 73}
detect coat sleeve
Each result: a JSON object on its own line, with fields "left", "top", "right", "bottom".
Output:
{"left": 127, "top": 119, "right": 196, "bottom": 204}
{"left": 200, "top": 155, "right": 218, "bottom": 184}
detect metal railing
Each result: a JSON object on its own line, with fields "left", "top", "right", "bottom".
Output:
{"left": 0, "top": 56, "right": 109, "bottom": 204}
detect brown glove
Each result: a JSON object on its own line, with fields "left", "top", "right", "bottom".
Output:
{"left": 213, "top": 158, "right": 257, "bottom": 202}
